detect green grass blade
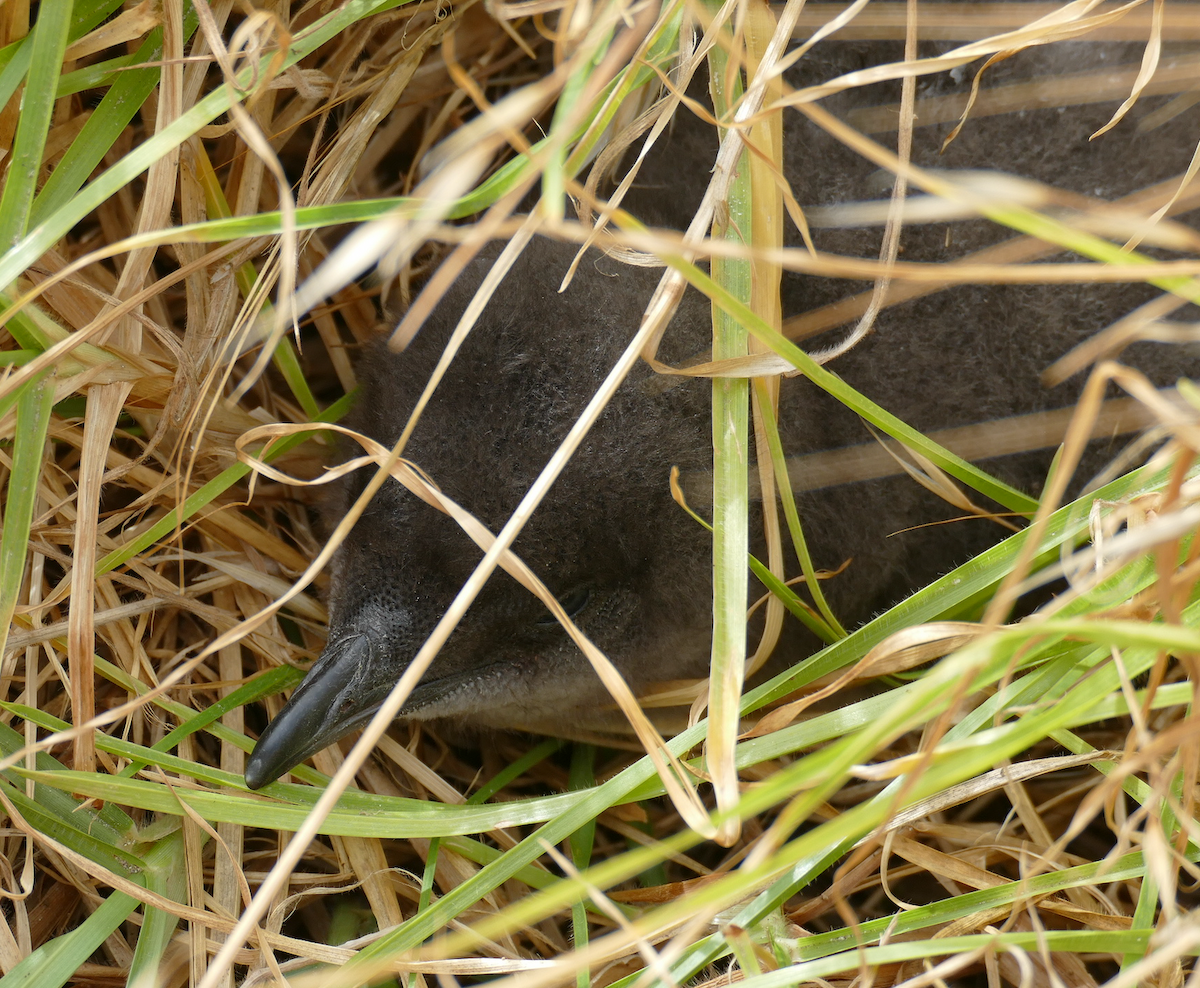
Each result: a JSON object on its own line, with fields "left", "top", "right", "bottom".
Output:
{"left": 0, "top": 0, "right": 122, "bottom": 129}
{"left": 0, "top": 775, "right": 144, "bottom": 878}
{"left": 568, "top": 744, "right": 598, "bottom": 988}
{"left": 0, "top": 0, "right": 73, "bottom": 247}
{"left": 125, "top": 829, "right": 188, "bottom": 988}
{"left": 30, "top": 9, "right": 201, "bottom": 227}
{"left": 0, "top": 374, "right": 54, "bottom": 661}
{"left": 707, "top": 21, "right": 752, "bottom": 848}
{"left": 54, "top": 52, "right": 138, "bottom": 97}
{"left": 0, "top": 890, "right": 140, "bottom": 988}
{"left": 0, "top": 718, "right": 134, "bottom": 836}
{"left": 753, "top": 383, "right": 846, "bottom": 634}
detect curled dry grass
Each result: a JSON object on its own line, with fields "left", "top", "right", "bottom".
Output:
{"left": 2, "top": 0, "right": 1200, "bottom": 985}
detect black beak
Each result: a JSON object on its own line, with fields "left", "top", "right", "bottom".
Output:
{"left": 244, "top": 633, "right": 389, "bottom": 790}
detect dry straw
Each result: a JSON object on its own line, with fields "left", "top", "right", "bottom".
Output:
{"left": 1, "top": 0, "right": 1200, "bottom": 985}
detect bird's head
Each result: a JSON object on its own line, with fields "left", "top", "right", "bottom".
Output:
{"left": 245, "top": 238, "right": 714, "bottom": 789}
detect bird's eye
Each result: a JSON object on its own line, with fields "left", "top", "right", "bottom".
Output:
{"left": 536, "top": 588, "right": 590, "bottom": 626}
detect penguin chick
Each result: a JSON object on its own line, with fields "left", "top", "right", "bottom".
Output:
{"left": 244, "top": 38, "right": 1200, "bottom": 789}
{"left": 244, "top": 240, "right": 721, "bottom": 788}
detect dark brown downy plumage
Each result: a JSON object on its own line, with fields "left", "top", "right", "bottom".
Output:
{"left": 244, "top": 38, "right": 1199, "bottom": 789}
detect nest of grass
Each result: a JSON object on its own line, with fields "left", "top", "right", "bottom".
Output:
{"left": 3, "top": 0, "right": 1200, "bottom": 985}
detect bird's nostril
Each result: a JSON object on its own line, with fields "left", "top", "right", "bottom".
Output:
{"left": 537, "top": 588, "right": 591, "bottom": 626}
